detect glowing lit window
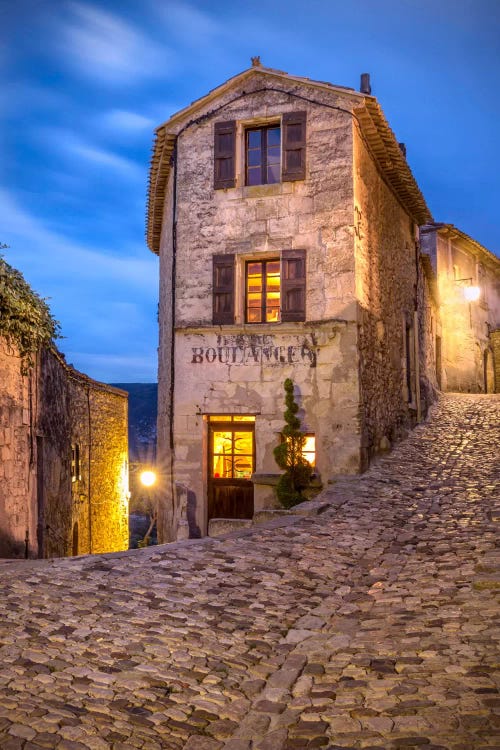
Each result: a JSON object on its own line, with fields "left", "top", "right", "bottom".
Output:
{"left": 209, "top": 415, "right": 255, "bottom": 422}
{"left": 211, "top": 419, "right": 255, "bottom": 480}
{"left": 246, "top": 125, "right": 281, "bottom": 186}
{"left": 302, "top": 434, "right": 316, "bottom": 467}
{"left": 246, "top": 259, "right": 281, "bottom": 323}
{"left": 71, "top": 443, "right": 81, "bottom": 483}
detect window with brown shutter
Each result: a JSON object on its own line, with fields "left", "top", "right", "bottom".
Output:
{"left": 214, "top": 121, "right": 236, "bottom": 189}
{"left": 282, "top": 111, "right": 306, "bottom": 182}
{"left": 281, "top": 249, "right": 306, "bottom": 321}
{"left": 213, "top": 254, "right": 235, "bottom": 324}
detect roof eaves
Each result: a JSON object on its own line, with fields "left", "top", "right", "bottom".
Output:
{"left": 423, "top": 223, "right": 500, "bottom": 270}
{"left": 355, "top": 98, "right": 432, "bottom": 226}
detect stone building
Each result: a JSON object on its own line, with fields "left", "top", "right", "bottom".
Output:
{"left": 0, "top": 262, "right": 129, "bottom": 558}
{"left": 147, "top": 62, "right": 440, "bottom": 542}
{"left": 420, "top": 223, "right": 500, "bottom": 393}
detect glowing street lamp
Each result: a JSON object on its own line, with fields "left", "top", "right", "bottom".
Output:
{"left": 140, "top": 470, "right": 157, "bottom": 487}
{"left": 463, "top": 285, "right": 480, "bottom": 302}
{"left": 455, "top": 277, "right": 480, "bottom": 303}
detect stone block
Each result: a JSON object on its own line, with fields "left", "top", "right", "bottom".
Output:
{"left": 207, "top": 518, "right": 253, "bottom": 537}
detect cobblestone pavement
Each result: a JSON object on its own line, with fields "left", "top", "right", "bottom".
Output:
{"left": 0, "top": 394, "right": 499, "bottom": 750}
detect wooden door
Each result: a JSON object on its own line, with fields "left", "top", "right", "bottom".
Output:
{"left": 208, "top": 418, "right": 255, "bottom": 521}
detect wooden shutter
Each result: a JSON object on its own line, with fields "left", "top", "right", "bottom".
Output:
{"left": 214, "top": 121, "right": 236, "bottom": 189}
{"left": 281, "top": 250, "right": 306, "bottom": 322}
{"left": 282, "top": 111, "right": 306, "bottom": 182}
{"left": 213, "top": 254, "right": 235, "bottom": 324}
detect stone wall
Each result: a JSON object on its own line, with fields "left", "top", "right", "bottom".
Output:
{"left": 353, "top": 126, "right": 422, "bottom": 464}
{"left": 0, "top": 338, "right": 37, "bottom": 557}
{"left": 489, "top": 330, "right": 500, "bottom": 393}
{"left": 38, "top": 349, "right": 129, "bottom": 557}
{"left": 157, "top": 78, "right": 363, "bottom": 541}
{"left": 0, "top": 340, "right": 129, "bottom": 559}
{"left": 435, "top": 232, "right": 500, "bottom": 393}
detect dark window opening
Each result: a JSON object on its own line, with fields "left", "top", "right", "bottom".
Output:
{"left": 71, "top": 443, "right": 81, "bottom": 483}
{"left": 246, "top": 125, "right": 281, "bottom": 186}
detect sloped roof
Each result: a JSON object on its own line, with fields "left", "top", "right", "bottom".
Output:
{"left": 146, "top": 64, "right": 432, "bottom": 255}
{"left": 421, "top": 223, "right": 500, "bottom": 272}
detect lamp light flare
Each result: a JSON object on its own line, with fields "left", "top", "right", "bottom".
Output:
{"left": 140, "top": 470, "right": 157, "bottom": 487}
{"left": 464, "top": 286, "right": 480, "bottom": 302}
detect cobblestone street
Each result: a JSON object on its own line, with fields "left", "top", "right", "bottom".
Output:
{"left": 0, "top": 394, "right": 498, "bottom": 750}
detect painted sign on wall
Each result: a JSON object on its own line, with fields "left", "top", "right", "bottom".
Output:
{"left": 189, "top": 333, "right": 318, "bottom": 368}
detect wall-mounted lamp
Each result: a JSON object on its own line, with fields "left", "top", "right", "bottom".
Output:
{"left": 455, "top": 278, "right": 480, "bottom": 302}
{"left": 140, "top": 470, "right": 157, "bottom": 487}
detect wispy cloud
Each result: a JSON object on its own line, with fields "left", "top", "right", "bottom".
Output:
{"left": 0, "top": 188, "right": 156, "bottom": 289}
{"left": 157, "top": 2, "right": 221, "bottom": 44}
{"left": 38, "top": 127, "right": 143, "bottom": 179}
{"left": 99, "top": 109, "right": 155, "bottom": 133}
{"left": 56, "top": 2, "right": 174, "bottom": 84}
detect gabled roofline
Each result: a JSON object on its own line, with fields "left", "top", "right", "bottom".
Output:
{"left": 146, "top": 64, "right": 432, "bottom": 255}
{"left": 421, "top": 223, "right": 500, "bottom": 272}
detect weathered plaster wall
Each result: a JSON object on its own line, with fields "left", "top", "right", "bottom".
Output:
{"left": 436, "top": 234, "right": 500, "bottom": 393}
{"left": 157, "top": 77, "right": 364, "bottom": 541}
{"left": 353, "top": 125, "right": 420, "bottom": 463}
{"left": 0, "top": 338, "right": 37, "bottom": 557}
{"left": 490, "top": 330, "right": 500, "bottom": 393}
{"left": 417, "top": 258, "right": 439, "bottom": 413}
{"left": 38, "top": 349, "right": 129, "bottom": 557}
{"left": 172, "top": 324, "right": 359, "bottom": 535}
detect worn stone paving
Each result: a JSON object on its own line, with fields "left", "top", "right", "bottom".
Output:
{"left": 0, "top": 394, "right": 499, "bottom": 750}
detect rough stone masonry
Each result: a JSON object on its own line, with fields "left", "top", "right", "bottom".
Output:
{"left": 0, "top": 393, "right": 498, "bottom": 749}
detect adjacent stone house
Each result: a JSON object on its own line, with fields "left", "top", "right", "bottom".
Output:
{"left": 420, "top": 223, "right": 500, "bottom": 393}
{"left": 0, "top": 260, "right": 129, "bottom": 558}
{"left": 147, "top": 62, "right": 438, "bottom": 542}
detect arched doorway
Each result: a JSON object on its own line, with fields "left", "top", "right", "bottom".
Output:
{"left": 72, "top": 522, "right": 79, "bottom": 556}
{"left": 484, "top": 349, "right": 495, "bottom": 393}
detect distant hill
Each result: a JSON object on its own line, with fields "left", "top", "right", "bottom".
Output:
{"left": 110, "top": 383, "right": 157, "bottom": 463}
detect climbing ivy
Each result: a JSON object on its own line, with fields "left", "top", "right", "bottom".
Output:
{"left": 0, "top": 246, "right": 60, "bottom": 373}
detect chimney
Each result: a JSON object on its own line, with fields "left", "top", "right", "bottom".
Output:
{"left": 398, "top": 142, "right": 407, "bottom": 158}
{"left": 360, "top": 73, "right": 371, "bottom": 95}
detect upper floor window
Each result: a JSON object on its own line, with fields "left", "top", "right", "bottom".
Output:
{"left": 214, "top": 111, "right": 307, "bottom": 190}
{"left": 213, "top": 249, "right": 306, "bottom": 325}
{"left": 246, "top": 126, "right": 281, "bottom": 186}
{"left": 246, "top": 259, "right": 281, "bottom": 322}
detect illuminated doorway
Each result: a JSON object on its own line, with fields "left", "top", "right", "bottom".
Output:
{"left": 208, "top": 416, "right": 255, "bottom": 521}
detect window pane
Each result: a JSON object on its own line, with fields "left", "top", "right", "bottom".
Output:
{"left": 267, "top": 127, "right": 280, "bottom": 146}
{"left": 247, "top": 148, "right": 262, "bottom": 167}
{"left": 213, "top": 454, "right": 232, "bottom": 478}
{"left": 247, "top": 130, "right": 261, "bottom": 148}
{"left": 267, "top": 145, "right": 280, "bottom": 164}
{"left": 267, "top": 163, "right": 280, "bottom": 184}
{"left": 234, "top": 432, "right": 253, "bottom": 454}
{"left": 266, "top": 305, "right": 280, "bottom": 323}
{"left": 233, "top": 416, "right": 255, "bottom": 422}
{"left": 233, "top": 458, "right": 252, "bottom": 479}
{"left": 267, "top": 261, "right": 280, "bottom": 275}
{"left": 247, "top": 167, "right": 261, "bottom": 186}
{"left": 302, "top": 435, "right": 316, "bottom": 466}
{"left": 209, "top": 416, "right": 232, "bottom": 421}
{"left": 247, "top": 309, "right": 262, "bottom": 323}
{"left": 213, "top": 430, "right": 233, "bottom": 478}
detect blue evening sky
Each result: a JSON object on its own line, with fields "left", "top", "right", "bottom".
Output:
{"left": 1, "top": 0, "right": 499, "bottom": 382}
